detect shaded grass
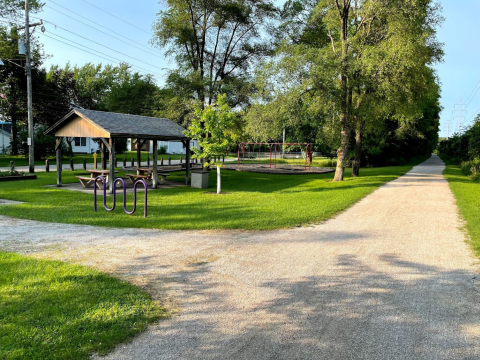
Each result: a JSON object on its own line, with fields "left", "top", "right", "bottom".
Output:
{"left": 0, "top": 252, "right": 167, "bottom": 360}
{"left": 441, "top": 159, "right": 480, "bottom": 257}
{"left": 0, "top": 158, "right": 426, "bottom": 230}
{"left": 0, "top": 152, "right": 185, "bottom": 168}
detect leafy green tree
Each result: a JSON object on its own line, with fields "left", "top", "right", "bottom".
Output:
{"left": 249, "top": 0, "right": 442, "bottom": 179}
{"left": 184, "top": 94, "right": 236, "bottom": 194}
{"left": 152, "top": 0, "right": 278, "bottom": 125}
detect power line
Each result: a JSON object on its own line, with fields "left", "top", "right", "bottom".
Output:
{"left": 80, "top": 0, "right": 151, "bottom": 35}
{"left": 464, "top": 79, "right": 480, "bottom": 106}
{"left": 41, "top": 26, "right": 164, "bottom": 72}
{"left": 39, "top": 32, "right": 163, "bottom": 78}
{"left": 31, "top": 16, "right": 161, "bottom": 58}
{"left": 45, "top": 2, "right": 162, "bottom": 56}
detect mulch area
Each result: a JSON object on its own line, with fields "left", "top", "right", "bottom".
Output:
{"left": 222, "top": 163, "right": 335, "bottom": 175}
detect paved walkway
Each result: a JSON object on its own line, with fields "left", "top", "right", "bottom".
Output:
{"left": 1, "top": 155, "right": 479, "bottom": 359}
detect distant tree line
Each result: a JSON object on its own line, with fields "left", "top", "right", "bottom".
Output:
{"left": 0, "top": 0, "right": 443, "bottom": 177}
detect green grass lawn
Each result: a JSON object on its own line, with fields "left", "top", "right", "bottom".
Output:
{"left": 0, "top": 159, "right": 425, "bottom": 230}
{"left": 0, "top": 152, "right": 186, "bottom": 168}
{"left": 0, "top": 252, "right": 167, "bottom": 360}
{"left": 441, "top": 158, "right": 480, "bottom": 257}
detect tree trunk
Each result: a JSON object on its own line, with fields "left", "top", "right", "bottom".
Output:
{"left": 332, "top": 3, "right": 351, "bottom": 182}
{"left": 333, "top": 123, "right": 351, "bottom": 181}
{"left": 352, "top": 122, "right": 362, "bottom": 177}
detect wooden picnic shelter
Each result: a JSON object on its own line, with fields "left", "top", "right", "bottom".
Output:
{"left": 44, "top": 109, "right": 192, "bottom": 193}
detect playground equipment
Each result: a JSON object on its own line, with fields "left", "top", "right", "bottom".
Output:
{"left": 238, "top": 143, "right": 312, "bottom": 170}
{"left": 94, "top": 176, "right": 148, "bottom": 218}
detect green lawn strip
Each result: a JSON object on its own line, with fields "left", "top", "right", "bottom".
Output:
{"left": 0, "top": 252, "right": 168, "bottom": 360}
{"left": 441, "top": 161, "right": 480, "bottom": 257}
{"left": 0, "top": 152, "right": 186, "bottom": 168}
{"left": 0, "top": 158, "right": 425, "bottom": 230}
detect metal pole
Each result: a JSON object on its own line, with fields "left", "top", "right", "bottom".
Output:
{"left": 25, "top": 0, "right": 34, "bottom": 173}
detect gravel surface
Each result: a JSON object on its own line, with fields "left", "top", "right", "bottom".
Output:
{"left": 1, "top": 155, "right": 479, "bottom": 359}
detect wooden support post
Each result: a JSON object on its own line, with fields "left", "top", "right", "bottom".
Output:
{"left": 152, "top": 140, "right": 158, "bottom": 189}
{"left": 147, "top": 156, "right": 150, "bottom": 167}
{"left": 185, "top": 141, "right": 190, "bottom": 185}
{"left": 136, "top": 138, "right": 141, "bottom": 168}
{"left": 108, "top": 138, "right": 115, "bottom": 194}
{"left": 83, "top": 158, "right": 86, "bottom": 171}
{"left": 55, "top": 137, "right": 63, "bottom": 187}
{"left": 101, "top": 141, "right": 107, "bottom": 170}
{"left": 70, "top": 158, "right": 74, "bottom": 171}
{"left": 45, "top": 159, "right": 49, "bottom": 172}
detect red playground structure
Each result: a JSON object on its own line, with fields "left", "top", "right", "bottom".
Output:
{"left": 237, "top": 143, "right": 312, "bottom": 170}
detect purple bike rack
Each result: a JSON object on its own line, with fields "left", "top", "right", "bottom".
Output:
{"left": 94, "top": 176, "right": 148, "bottom": 218}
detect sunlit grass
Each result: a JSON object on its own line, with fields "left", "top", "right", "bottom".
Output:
{"left": 0, "top": 159, "right": 425, "bottom": 230}
{"left": 0, "top": 252, "right": 167, "bottom": 360}
{"left": 442, "top": 159, "right": 480, "bottom": 257}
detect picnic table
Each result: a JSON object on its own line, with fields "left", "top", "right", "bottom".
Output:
{"left": 125, "top": 168, "right": 171, "bottom": 185}
{"left": 76, "top": 169, "right": 119, "bottom": 189}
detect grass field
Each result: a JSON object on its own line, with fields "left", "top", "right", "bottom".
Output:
{"left": 441, "top": 157, "right": 480, "bottom": 257}
{"left": 0, "top": 252, "right": 167, "bottom": 360}
{"left": 0, "top": 152, "right": 186, "bottom": 168}
{"left": 0, "top": 158, "right": 426, "bottom": 230}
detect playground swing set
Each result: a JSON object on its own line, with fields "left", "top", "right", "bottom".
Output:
{"left": 237, "top": 143, "right": 313, "bottom": 171}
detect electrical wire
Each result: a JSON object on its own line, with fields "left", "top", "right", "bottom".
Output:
{"left": 39, "top": 25, "right": 163, "bottom": 72}
{"left": 30, "top": 17, "right": 161, "bottom": 58}
{"left": 45, "top": 3, "right": 162, "bottom": 56}
{"left": 39, "top": 32, "right": 162, "bottom": 78}
{"left": 80, "top": 0, "right": 151, "bottom": 35}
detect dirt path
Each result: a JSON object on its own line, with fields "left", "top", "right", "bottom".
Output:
{"left": 1, "top": 155, "right": 479, "bottom": 359}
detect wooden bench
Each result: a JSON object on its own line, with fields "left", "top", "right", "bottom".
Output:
{"left": 76, "top": 176, "right": 104, "bottom": 188}
{"left": 157, "top": 173, "right": 171, "bottom": 184}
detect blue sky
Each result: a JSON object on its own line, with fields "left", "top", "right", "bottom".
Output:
{"left": 31, "top": 1, "right": 477, "bottom": 138}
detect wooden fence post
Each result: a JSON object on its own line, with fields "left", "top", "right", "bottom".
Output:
{"left": 45, "top": 159, "right": 49, "bottom": 172}
{"left": 83, "top": 158, "right": 87, "bottom": 171}
{"left": 161, "top": 157, "right": 163, "bottom": 166}
{"left": 131, "top": 158, "right": 134, "bottom": 167}
{"left": 168, "top": 157, "right": 171, "bottom": 165}
{"left": 70, "top": 158, "right": 74, "bottom": 171}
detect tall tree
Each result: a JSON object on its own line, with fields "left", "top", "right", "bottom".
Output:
{"left": 152, "top": 0, "right": 278, "bottom": 124}
{"left": 249, "top": 0, "right": 442, "bottom": 180}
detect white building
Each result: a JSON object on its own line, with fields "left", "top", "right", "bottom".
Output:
{"left": 127, "top": 139, "right": 200, "bottom": 155}
{"left": 70, "top": 137, "right": 99, "bottom": 154}
{"left": 70, "top": 137, "right": 200, "bottom": 155}
{"left": 0, "top": 124, "right": 10, "bottom": 154}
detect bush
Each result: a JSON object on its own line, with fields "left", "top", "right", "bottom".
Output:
{"left": 460, "top": 159, "right": 480, "bottom": 182}
{"left": 158, "top": 146, "right": 167, "bottom": 155}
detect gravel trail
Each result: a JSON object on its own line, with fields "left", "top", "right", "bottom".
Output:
{"left": 1, "top": 155, "right": 479, "bottom": 359}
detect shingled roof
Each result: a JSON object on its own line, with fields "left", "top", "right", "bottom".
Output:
{"left": 44, "top": 109, "right": 189, "bottom": 140}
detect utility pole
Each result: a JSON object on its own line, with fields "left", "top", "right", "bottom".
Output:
{"left": 454, "top": 99, "right": 467, "bottom": 134}
{"left": 25, "top": 0, "right": 34, "bottom": 173}
{"left": 17, "top": 0, "right": 42, "bottom": 173}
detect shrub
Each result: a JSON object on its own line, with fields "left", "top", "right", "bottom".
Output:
{"left": 460, "top": 159, "right": 480, "bottom": 183}
{"left": 158, "top": 146, "right": 167, "bottom": 155}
